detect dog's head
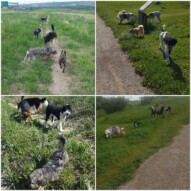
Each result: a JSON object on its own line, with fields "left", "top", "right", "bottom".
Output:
{"left": 62, "top": 104, "right": 72, "bottom": 119}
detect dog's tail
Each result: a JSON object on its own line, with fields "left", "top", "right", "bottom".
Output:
{"left": 51, "top": 24, "right": 55, "bottom": 31}
{"left": 162, "top": 24, "right": 166, "bottom": 31}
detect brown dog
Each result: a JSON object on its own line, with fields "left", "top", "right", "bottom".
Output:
{"left": 58, "top": 50, "right": 67, "bottom": 73}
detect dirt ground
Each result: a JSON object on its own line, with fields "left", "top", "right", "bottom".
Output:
{"left": 119, "top": 124, "right": 190, "bottom": 190}
{"left": 96, "top": 15, "right": 154, "bottom": 95}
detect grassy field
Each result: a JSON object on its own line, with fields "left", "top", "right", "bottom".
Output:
{"left": 1, "top": 96, "right": 95, "bottom": 189}
{"left": 2, "top": 7, "right": 95, "bottom": 95}
{"left": 97, "top": 1, "right": 190, "bottom": 95}
{"left": 96, "top": 96, "right": 189, "bottom": 189}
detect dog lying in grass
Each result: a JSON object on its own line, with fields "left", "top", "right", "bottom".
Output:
{"left": 59, "top": 50, "right": 67, "bottom": 73}
{"left": 30, "top": 135, "right": 69, "bottom": 190}
{"left": 130, "top": 25, "right": 144, "bottom": 37}
{"left": 105, "top": 125, "right": 125, "bottom": 138}
{"left": 117, "top": 10, "right": 134, "bottom": 24}
{"left": 159, "top": 25, "right": 177, "bottom": 65}
{"left": 23, "top": 47, "right": 57, "bottom": 63}
{"left": 17, "top": 97, "right": 32, "bottom": 121}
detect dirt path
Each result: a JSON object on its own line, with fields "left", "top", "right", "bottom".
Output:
{"left": 46, "top": 31, "right": 71, "bottom": 95}
{"left": 96, "top": 15, "right": 154, "bottom": 95}
{"left": 119, "top": 124, "right": 190, "bottom": 190}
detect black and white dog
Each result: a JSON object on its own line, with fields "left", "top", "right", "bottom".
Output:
{"left": 44, "top": 24, "right": 57, "bottom": 44}
{"left": 117, "top": 10, "right": 134, "bottom": 24}
{"left": 45, "top": 104, "right": 72, "bottom": 132}
{"left": 134, "top": 120, "right": 141, "bottom": 127}
{"left": 19, "top": 96, "right": 49, "bottom": 112}
{"left": 159, "top": 25, "right": 177, "bottom": 65}
{"left": 34, "top": 25, "right": 42, "bottom": 38}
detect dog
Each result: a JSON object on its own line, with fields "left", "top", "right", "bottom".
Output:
{"left": 134, "top": 120, "right": 141, "bottom": 127}
{"left": 159, "top": 25, "right": 177, "bottom": 64}
{"left": 148, "top": 11, "right": 161, "bottom": 23}
{"left": 105, "top": 125, "right": 125, "bottom": 138}
{"left": 45, "top": 104, "right": 72, "bottom": 132}
{"left": 34, "top": 25, "right": 42, "bottom": 38}
{"left": 20, "top": 96, "right": 48, "bottom": 112}
{"left": 41, "top": 15, "right": 49, "bottom": 23}
{"left": 44, "top": 24, "right": 57, "bottom": 44}
{"left": 59, "top": 50, "right": 67, "bottom": 73}
{"left": 30, "top": 135, "right": 69, "bottom": 190}
{"left": 130, "top": 25, "right": 144, "bottom": 37}
{"left": 117, "top": 10, "right": 134, "bottom": 24}
{"left": 17, "top": 98, "right": 32, "bottom": 121}
{"left": 24, "top": 47, "right": 57, "bottom": 63}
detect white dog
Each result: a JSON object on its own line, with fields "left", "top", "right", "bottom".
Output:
{"left": 148, "top": 11, "right": 161, "bottom": 23}
{"left": 159, "top": 25, "right": 177, "bottom": 64}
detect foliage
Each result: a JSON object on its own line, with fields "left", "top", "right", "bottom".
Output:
{"left": 97, "top": 1, "right": 190, "bottom": 94}
{"left": 96, "top": 96, "right": 189, "bottom": 189}
{"left": 1, "top": 96, "right": 95, "bottom": 190}
{"left": 97, "top": 96, "right": 129, "bottom": 114}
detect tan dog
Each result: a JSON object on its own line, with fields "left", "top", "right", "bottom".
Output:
{"left": 130, "top": 25, "right": 144, "bottom": 37}
{"left": 120, "top": 128, "right": 126, "bottom": 136}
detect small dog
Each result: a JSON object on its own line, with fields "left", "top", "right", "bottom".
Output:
{"left": 17, "top": 98, "right": 32, "bottom": 121}
{"left": 20, "top": 96, "right": 48, "bottom": 112}
{"left": 30, "top": 135, "right": 69, "bottom": 190}
{"left": 105, "top": 125, "right": 126, "bottom": 138}
{"left": 117, "top": 10, "right": 134, "bottom": 24}
{"left": 44, "top": 24, "right": 57, "bottom": 44}
{"left": 59, "top": 50, "right": 67, "bottom": 73}
{"left": 134, "top": 120, "right": 141, "bottom": 127}
{"left": 148, "top": 11, "right": 161, "bottom": 23}
{"left": 130, "top": 25, "right": 144, "bottom": 37}
{"left": 45, "top": 104, "right": 72, "bottom": 132}
{"left": 34, "top": 25, "right": 42, "bottom": 38}
{"left": 159, "top": 25, "right": 177, "bottom": 64}
{"left": 41, "top": 15, "right": 49, "bottom": 23}
{"left": 24, "top": 47, "right": 57, "bottom": 63}
{"left": 120, "top": 128, "right": 126, "bottom": 136}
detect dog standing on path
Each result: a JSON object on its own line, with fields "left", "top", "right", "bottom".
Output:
{"left": 59, "top": 50, "right": 67, "bottom": 73}
{"left": 44, "top": 24, "right": 57, "bottom": 44}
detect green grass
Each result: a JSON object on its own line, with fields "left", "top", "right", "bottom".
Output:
{"left": 97, "top": 1, "right": 190, "bottom": 94}
{"left": 2, "top": 8, "right": 95, "bottom": 95}
{"left": 1, "top": 96, "right": 95, "bottom": 189}
{"left": 96, "top": 96, "right": 190, "bottom": 189}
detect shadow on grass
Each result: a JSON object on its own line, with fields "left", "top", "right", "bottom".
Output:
{"left": 145, "top": 22, "right": 158, "bottom": 34}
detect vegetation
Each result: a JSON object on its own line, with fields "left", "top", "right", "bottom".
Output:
{"left": 97, "top": 1, "right": 190, "bottom": 94}
{"left": 1, "top": 96, "right": 95, "bottom": 190}
{"left": 2, "top": 6, "right": 95, "bottom": 95}
{"left": 96, "top": 96, "right": 189, "bottom": 189}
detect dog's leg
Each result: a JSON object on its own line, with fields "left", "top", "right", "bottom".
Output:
{"left": 50, "top": 116, "right": 54, "bottom": 126}
{"left": 57, "top": 120, "right": 64, "bottom": 132}
{"left": 165, "top": 45, "right": 171, "bottom": 64}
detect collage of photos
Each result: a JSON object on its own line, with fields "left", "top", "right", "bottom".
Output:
{"left": 1, "top": 0, "right": 190, "bottom": 190}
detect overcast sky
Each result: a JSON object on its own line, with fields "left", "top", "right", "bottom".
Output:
{"left": 7, "top": 0, "right": 92, "bottom": 4}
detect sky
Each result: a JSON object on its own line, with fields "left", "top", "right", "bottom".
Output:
{"left": 7, "top": 0, "right": 92, "bottom": 4}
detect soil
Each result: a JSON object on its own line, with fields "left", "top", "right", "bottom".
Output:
{"left": 96, "top": 15, "right": 154, "bottom": 95}
{"left": 119, "top": 124, "right": 190, "bottom": 190}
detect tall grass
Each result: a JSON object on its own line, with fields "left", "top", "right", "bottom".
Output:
{"left": 96, "top": 96, "right": 189, "bottom": 189}
{"left": 1, "top": 96, "right": 95, "bottom": 189}
{"left": 2, "top": 7, "right": 95, "bottom": 95}
{"left": 97, "top": 1, "right": 190, "bottom": 94}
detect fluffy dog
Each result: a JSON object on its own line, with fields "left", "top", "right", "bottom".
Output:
{"left": 20, "top": 96, "right": 48, "bottom": 112}
{"left": 105, "top": 125, "right": 125, "bottom": 138}
{"left": 44, "top": 24, "right": 57, "bottom": 44}
{"left": 130, "top": 25, "right": 144, "bottom": 37}
{"left": 117, "top": 10, "right": 134, "bottom": 24}
{"left": 45, "top": 104, "right": 72, "bottom": 132}
{"left": 148, "top": 11, "right": 161, "bottom": 23}
{"left": 58, "top": 50, "right": 67, "bottom": 73}
{"left": 17, "top": 98, "right": 32, "bottom": 121}
{"left": 159, "top": 25, "right": 177, "bottom": 64}
{"left": 30, "top": 135, "right": 69, "bottom": 190}
{"left": 24, "top": 47, "right": 57, "bottom": 63}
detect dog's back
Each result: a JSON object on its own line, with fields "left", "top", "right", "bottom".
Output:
{"left": 44, "top": 32, "right": 57, "bottom": 44}
{"left": 59, "top": 50, "right": 67, "bottom": 73}
{"left": 18, "top": 99, "right": 31, "bottom": 120}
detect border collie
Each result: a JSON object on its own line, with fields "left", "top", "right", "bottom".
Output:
{"left": 34, "top": 27, "right": 42, "bottom": 38}
{"left": 45, "top": 104, "right": 72, "bottom": 132}
{"left": 134, "top": 120, "right": 141, "bottom": 127}
{"left": 44, "top": 24, "right": 57, "bottom": 44}
{"left": 59, "top": 50, "right": 67, "bottom": 73}
{"left": 17, "top": 99, "right": 32, "bottom": 121}
{"left": 20, "top": 96, "right": 49, "bottom": 112}
{"left": 159, "top": 25, "right": 177, "bottom": 64}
